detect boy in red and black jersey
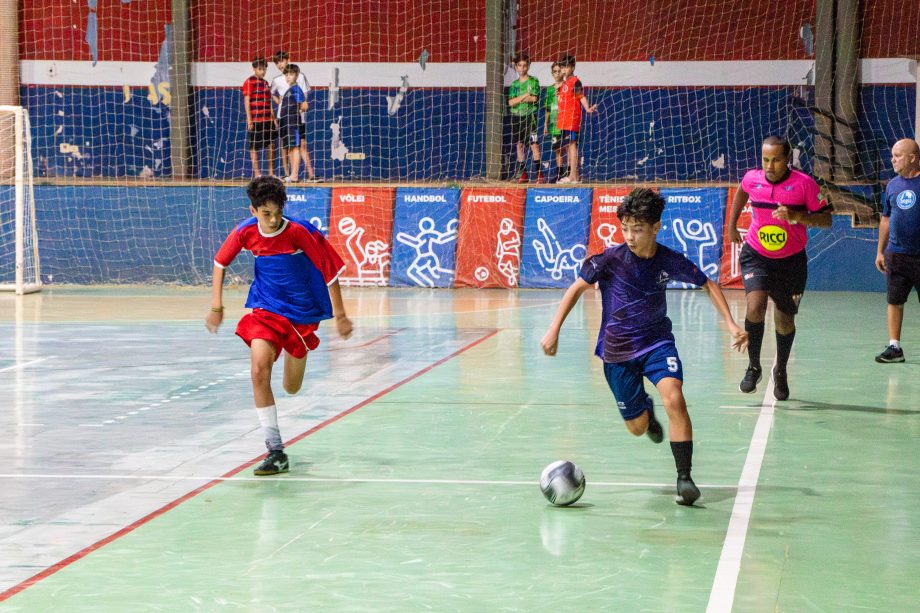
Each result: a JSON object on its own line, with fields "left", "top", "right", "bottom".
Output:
{"left": 556, "top": 54, "right": 597, "bottom": 184}
{"left": 242, "top": 57, "right": 278, "bottom": 178}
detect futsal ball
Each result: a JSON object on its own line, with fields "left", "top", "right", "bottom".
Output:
{"left": 540, "top": 460, "right": 586, "bottom": 506}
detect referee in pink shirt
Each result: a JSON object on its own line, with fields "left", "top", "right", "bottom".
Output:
{"left": 727, "top": 136, "right": 833, "bottom": 400}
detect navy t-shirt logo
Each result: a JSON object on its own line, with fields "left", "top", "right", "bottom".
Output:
{"left": 896, "top": 190, "right": 916, "bottom": 210}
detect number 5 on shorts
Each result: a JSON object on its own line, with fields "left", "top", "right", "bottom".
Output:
{"left": 667, "top": 357, "right": 679, "bottom": 372}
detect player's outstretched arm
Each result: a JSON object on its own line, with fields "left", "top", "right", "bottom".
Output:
{"left": 205, "top": 265, "right": 225, "bottom": 333}
{"left": 702, "top": 278, "right": 748, "bottom": 352}
{"left": 328, "top": 279, "right": 353, "bottom": 340}
{"left": 541, "top": 278, "right": 592, "bottom": 356}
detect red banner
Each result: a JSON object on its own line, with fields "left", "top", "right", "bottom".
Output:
{"left": 327, "top": 188, "right": 395, "bottom": 286}
{"left": 588, "top": 187, "right": 633, "bottom": 255}
{"left": 454, "top": 188, "right": 526, "bottom": 288}
{"left": 719, "top": 187, "right": 752, "bottom": 288}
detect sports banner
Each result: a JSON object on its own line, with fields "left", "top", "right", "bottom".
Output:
{"left": 454, "top": 188, "right": 527, "bottom": 288}
{"left": 719, "top": 187, "right": 752, "bottom": 288}
{"left": 658, "top": 188, "right": 727, "bottom": 286}
{"left": 588, "top": 187, "right": 633, "bottom": 255}
{"left": 390, "top": 188, "right": 460, "bottom": 287}
{"left": 327, "top": 187, "right": 395, "bottom": 286}
{"left": 285, "top": 187, "right": 331, "bottom": 234}
{"left": 520, "top": 188, "right": 592, "bottom": 288}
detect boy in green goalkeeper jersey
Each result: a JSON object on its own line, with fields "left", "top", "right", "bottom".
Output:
{"left": 508, "top": 51, "right": 544, "bottom": 183}
{"left": 544, "top": 61, "right": 566, "bottom": 182}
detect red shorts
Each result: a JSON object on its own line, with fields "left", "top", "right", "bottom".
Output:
{"left": 235, "top": 309, "right": 320, "bottom": 361}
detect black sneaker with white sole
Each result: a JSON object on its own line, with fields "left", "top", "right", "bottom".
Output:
{"left": 254, "top": 450, "right": 290, "bottom": 476}
{"left": 676, "top": 472, "right": 701, "bottom": 506}
{"left": 739, "top": 366, "right": 762, "bottom": 394}
{"left": 875, "top": 345, "right": 905, "bottom": 363}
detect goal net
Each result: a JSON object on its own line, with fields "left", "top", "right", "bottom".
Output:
{"left": 0, "top": 106, "right": 41, "bottom": 294}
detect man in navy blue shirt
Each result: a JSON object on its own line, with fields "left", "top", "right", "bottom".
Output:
{"left": 876, "top": 138, "right": 920, "bottom": 363}
{"left": 542, "top": 188, "right": 747, "bottom": 506}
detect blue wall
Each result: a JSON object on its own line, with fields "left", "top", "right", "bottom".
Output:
{"left": 22, "top": 85, "right": 915, "bottom": 183}
{"left": 11, "top": 185, "right": 885, "bottom": 291}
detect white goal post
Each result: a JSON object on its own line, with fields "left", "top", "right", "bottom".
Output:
{"left": 0, "top": 105, "right": 41, "bottom": 294}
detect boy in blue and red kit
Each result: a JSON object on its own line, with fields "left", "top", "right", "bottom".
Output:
{"left": 278, "top": 64, "right": 308, "bottom": 182}
{"left": 542, "top": 188, "right": 747, "bottom": 505}
{"left": 555, "top": 54, "right": 597, "bottom": 184}
{"left": 242, "top": 57, "right": 278, "bottom": 178}
{"left": 206, "top": 176, "right": 353, "bottom": 475}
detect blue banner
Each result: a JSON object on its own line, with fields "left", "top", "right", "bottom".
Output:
{"left": 390, "top": 188, "right": 461, "bottom": 287}
{"left": 659, "top": 188, "right": 726, "bottom": 286}
{"left": 520, "top": 188, "right": 593, "bottom": 288}
{"left": 285, "top": 187, "right": 331, "bottom": 234}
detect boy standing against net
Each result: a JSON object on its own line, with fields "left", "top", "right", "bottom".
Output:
{"left": 242, "top": 57, "right": 278, "bottom": 178}
{"left": 555, "top": 54, "right": 597, "bottom": 184}
{"left": 544, "top": 61, "right": 566, "bottom": 182}
{"left": 271, "top": 51, "right": 317, "bottom": 181}
{"left": 206, "top": 176, "right": 352, "bottom": 475}
{"left": 541, "top": 188, "right": 747, "bottom": 506}
{"left": 507, "top": 52, "right": 544, "bottom": 183}
{"left": 278, "top": 64, "right": 308, "bottom": 183}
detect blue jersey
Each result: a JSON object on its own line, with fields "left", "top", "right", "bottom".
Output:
{"left": 280, "top": 84, "right": 305, "bottom": 129}
{"left": 580, "top": 243, "right": 708, "bottom": 363}
{"left": 214, "top": 216, "right": 345, "bottom": 324}
{"left": 883, "top": 175, "right": 920, "bottom": 256}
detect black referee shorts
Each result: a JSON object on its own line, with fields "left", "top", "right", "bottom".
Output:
{"left": 510, "top": 114, "right": 539, "bottom": 145}
{"left": 739, "top": 243, "right": 808, "bottom": 315}
{"left": 247, "top": 121, "right": 276, "bottom": 151}
{"left": 885, "top": 251, "right": 920, "bottom": 305}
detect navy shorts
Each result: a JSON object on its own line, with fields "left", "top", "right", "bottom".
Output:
{"left": 560, "top": 129, "right": 579, "bottom": 145}
{"left": 886, "top": 251, "right": 920, "bottom": 305}
{"left": 603, "top": 342, "right": 683, "bottom": 421}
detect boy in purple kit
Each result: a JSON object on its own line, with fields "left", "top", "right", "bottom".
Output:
{"left": 542, "top": 188, "right": 747, "bottom": 506}
{"left": 728, "top": 136, "right": 832, "bottom": 400}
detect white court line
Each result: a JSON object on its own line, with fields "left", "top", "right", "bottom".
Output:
{"left": 707, "top": 372, "right": 777, "bottom": 613}
{"left": 0, "top": 473, "right": 738, "bottom": 488}
{"left": 0, "top": 356, "right": 55, "bottom": 373}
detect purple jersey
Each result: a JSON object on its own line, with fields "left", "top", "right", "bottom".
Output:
{"left": 580, "top": 243, "right": 708, "bottom": 363}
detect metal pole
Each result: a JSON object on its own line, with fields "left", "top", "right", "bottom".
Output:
{"left": 170, "top": 0, "right": 193, "bottom": 179}
{"left": 813, "top": 0, "right": 835, "bottom": 181}
{"left": 484, "top": 0, "right": 507, "bottom": 180}
{"left": 833, "top": 0, "right": 861, "bottom": 180}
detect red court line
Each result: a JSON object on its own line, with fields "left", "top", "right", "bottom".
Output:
{"left": 0, "top": 328, "right": 499, "bottom": 603}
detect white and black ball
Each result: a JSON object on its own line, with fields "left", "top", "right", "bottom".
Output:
{"left": 540, "top": 460, "right": 586, "bottom": 506}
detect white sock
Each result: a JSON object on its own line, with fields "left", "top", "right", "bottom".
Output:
{"left": 256, "top": 405, "right": 283, "bottom": 451}
{"left": 890, "top": 339, "right": 901, "bottom": 349}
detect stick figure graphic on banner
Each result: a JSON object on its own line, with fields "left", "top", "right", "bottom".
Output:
{"left": 533, "top": 217, "right": 587, "bottom": 281}
{"left": 395, "top": 217, "right": 458, "bottom": 287}
{"left": 496, "top": 217, "right": 522, "bottom": 286}
{"left": 597, "top": 222, "right": 624, "bottom": 248}
{"left": 339, "top": 216, "right": 389, "bottom": 285}
{"left": 672, "top": 218, "right": 719, "bottom": 279}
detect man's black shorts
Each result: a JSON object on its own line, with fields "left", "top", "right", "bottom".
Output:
{"left": 510, "top": 114, "right": 538, "bottom": 145}
{"left": 739, "top": 243, "right": 808, "bottom": 315}
{"left": 247, "top": 121, "right": 276, "bottom": 151}
{"left": 885, "top": 251, "right": 920, "bottom": 305}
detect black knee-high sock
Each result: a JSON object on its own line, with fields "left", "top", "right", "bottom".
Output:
{"left": 745, "top": 319, "right": 765, "bottom": 370}
{"left": 670, "top": 441, "right": 693, "bottom": 475}
{"left": 775, "top": 329, "right": 796, "bottom": 371}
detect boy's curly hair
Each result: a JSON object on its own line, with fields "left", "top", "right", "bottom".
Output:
{"left": 618, "top": 188, "right": 665, "bottom": 224}
{"left": 246, "top": 176, "right": 286, "bottom": 210}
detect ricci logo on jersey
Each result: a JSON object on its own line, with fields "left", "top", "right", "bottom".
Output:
{"left": 896, "top": 190, "right": 916, "bottom": 210}
{"left": 757, "top": 225, "right": 787, "bottom": 251}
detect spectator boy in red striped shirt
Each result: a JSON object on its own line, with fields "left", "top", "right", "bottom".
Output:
{"left": 242, "top": 57, "right": 278, "bottom": 178}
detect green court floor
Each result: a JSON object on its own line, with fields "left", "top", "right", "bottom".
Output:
{"left": 0, "top": 288, "right": 917, "bottom": 611}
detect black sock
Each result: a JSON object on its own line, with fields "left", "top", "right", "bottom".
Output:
{"left": 670, "top": 441, "right": 693, "bottom": 475}
{"left": 775, "top": 329, "right": 796, "bottom": 371}
{"left": 560, "top": 165, "right": 569, "bottom": 178}
{"left": 745, "top": 319, "right": 765, "bottom": 370}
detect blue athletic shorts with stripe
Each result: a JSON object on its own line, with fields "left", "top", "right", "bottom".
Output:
{"left": 602, "top": 342, "right": 683, "bottom": 421}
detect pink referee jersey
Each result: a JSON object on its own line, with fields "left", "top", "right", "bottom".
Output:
{"left": 740, "top": 168, "right": 828, "bottom": 259}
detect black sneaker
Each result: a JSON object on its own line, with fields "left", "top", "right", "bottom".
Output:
{"left": 773, "top": 368, "right": 789, "bottom": 401}
{"left": 254, "top": 450, "right": 289, "bottom": 476}
{"left": 645, "top": 397, "right": 664, "bottom": 444}
{"left": 676, "top": 472, "right": 701, "bottom": 506}
{"left": 875, "top": 345, "right": 905, "bottom": 363}
{"left": 739, "top": 366, "right": 762, "bottom": 394}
